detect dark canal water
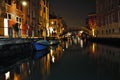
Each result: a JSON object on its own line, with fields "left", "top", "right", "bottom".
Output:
{"left": 0, "top": 37, "right": 120, "bottom": 80}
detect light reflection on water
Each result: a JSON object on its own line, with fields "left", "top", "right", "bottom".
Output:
{"left": 0, "top": 42, "right": 64, "bottom": 80}
{"left": 0, "top": 38, "right": 120, "bottom": 80}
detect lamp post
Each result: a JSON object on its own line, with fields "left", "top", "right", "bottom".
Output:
{"left": 51, "top": 21, "right": 54, "bottom": 37}
{"left": 22, "top": 0, "right": 31, "bottom": 38}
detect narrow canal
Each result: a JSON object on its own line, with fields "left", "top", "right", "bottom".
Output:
{"left": 0, "top": 37, "right": 120, "bottom": 80}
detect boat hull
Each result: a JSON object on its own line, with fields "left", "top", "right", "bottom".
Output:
{"left": 32, "top": 49, "right": 50, "bottom": 60}
{"left": 32, "top": 42, "right": 48, "bottom": 51}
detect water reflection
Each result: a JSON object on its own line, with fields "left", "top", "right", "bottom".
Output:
{"left": 70, "top": 36, "right": 88, "bottom": 48}
{"left": 49, "top": 45, "right": 63, "bottom": 63}
{"left": 62, "top": 38, "right": 120, "bottom": 79}
{"left": 87, "top": 42, "right": 120, "bottom": 79}
{"left": 0, "top": 57, "right": 31, "bottom": 80}
{"left": 89, "top": 42, "right": 120, "bottom": 61}
{"left": 0, "top": 38, "right": 120, "bottom": 80}
{"left": 31, "top": 53, "right": 51, "bottom": 80}
{"left": 0, "top": 42, "right": 64, "bottom": 80}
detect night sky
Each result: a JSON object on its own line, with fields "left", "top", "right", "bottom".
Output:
{"left": 50, "top": 0, "right": 96, "bottom": 28}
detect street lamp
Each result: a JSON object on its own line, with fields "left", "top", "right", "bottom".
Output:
{"left": 22, "top": 1, "right": 27, "bottom": 6}
{"left": 21, "top": 0, "right": 30, "bottom": 38}
{"left": 51, "top": 21, "right": 54, "bottom": 25}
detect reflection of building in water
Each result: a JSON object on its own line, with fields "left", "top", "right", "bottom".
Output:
{"left": 94, "top": 44, "right": 120, "bottom": 63}
{"left": 60, "top": 41, "right": 70, "bottom": 50}
{"left": 89, "top": 43, "right": 120, "bottom": 74}
{"left": 50, "top": 44, "right": 63, "bottom": 63}
{"left": 0, "top": 60, "right": 32, "bottom": 80}
{"left": 0, "top": 43, "right": 64, "bottom": 80}
{"left": 0, "top": 54, "right": 51, "bottom": 80}
{"left": 60, "top": 37, "right": 88, "bottom": 49}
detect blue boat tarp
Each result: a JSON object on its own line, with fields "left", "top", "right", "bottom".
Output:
{"left": 36, "top": 39, "right": 59, "bottom": 46}
{"left": 32, "top": 42, "right": 48, "bottom": 51}
{"left": 36, "top": 40, "right": 50, "bottom": 46}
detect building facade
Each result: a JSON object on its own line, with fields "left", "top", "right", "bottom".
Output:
{"left": 0, "top": 0, "right": 6, "bottom": 37}
{"left": 21, "top": 0, "right": 49, "bottom": 38}
{"left": 39, "top": 0, "right": 49, "bottom": 38}
{"left": 0, "top": 0, "right": 23, "bottom": 38}
{"left": 49, "top": 14, "right": 66, "bottom": 38}
{"left": 0, "top": 0, "right": 49, "bottom": 38}
{"left": 88, "top": 12, "right": 97, "bottom": 37}
{"left": 96, "top": 0, "right": 120, "bottom": 38}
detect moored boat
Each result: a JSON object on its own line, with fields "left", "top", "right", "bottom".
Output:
{"left": 31, "top": 42, "right": 49, "bottom": 51}
{"left": 36, "top": 39, "right": 59, "bottom": 46}
{"left": 36, "top": 39, "right": 50, "bottom": 46}
{"left": 49, "top": 39, "right": 59, "bottom": 45}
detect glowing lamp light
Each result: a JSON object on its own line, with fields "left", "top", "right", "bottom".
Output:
{"left": 5, "top": 71, "right": 10, "bottom": 80}
{"left": 22, "top": 1, "right": 27, "bottom": 6}
{"left": 80, "top": 40, "right": 83, "bottom": 48}
{"left": 51, "top": 21, "right": 54, "bottom": 25}
{"left": 79, "top": 30, "right": 83, "bottom": 34}
{"left": 92, "top": 43, "right": 96, "bottom": 54}
{"left": 52, "top": 56, "right": 55, "bottom": 63}
{"left": 92, "top": 29, "right": 94, "bottom": 36}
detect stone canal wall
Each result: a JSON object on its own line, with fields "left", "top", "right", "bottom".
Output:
{"left": 88, "top": 37, "right": 120, "bottom": 47}
{"left": 0, "top": 38, "right": 34, "bottom": 59}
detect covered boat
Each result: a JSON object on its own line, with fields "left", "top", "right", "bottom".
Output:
{"left": 32, "top": 42, "right": 48, "bottom": 51}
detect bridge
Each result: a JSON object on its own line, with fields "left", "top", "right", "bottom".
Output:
{"left": 63, "top": 27, "right": 92, "bottom": 38}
